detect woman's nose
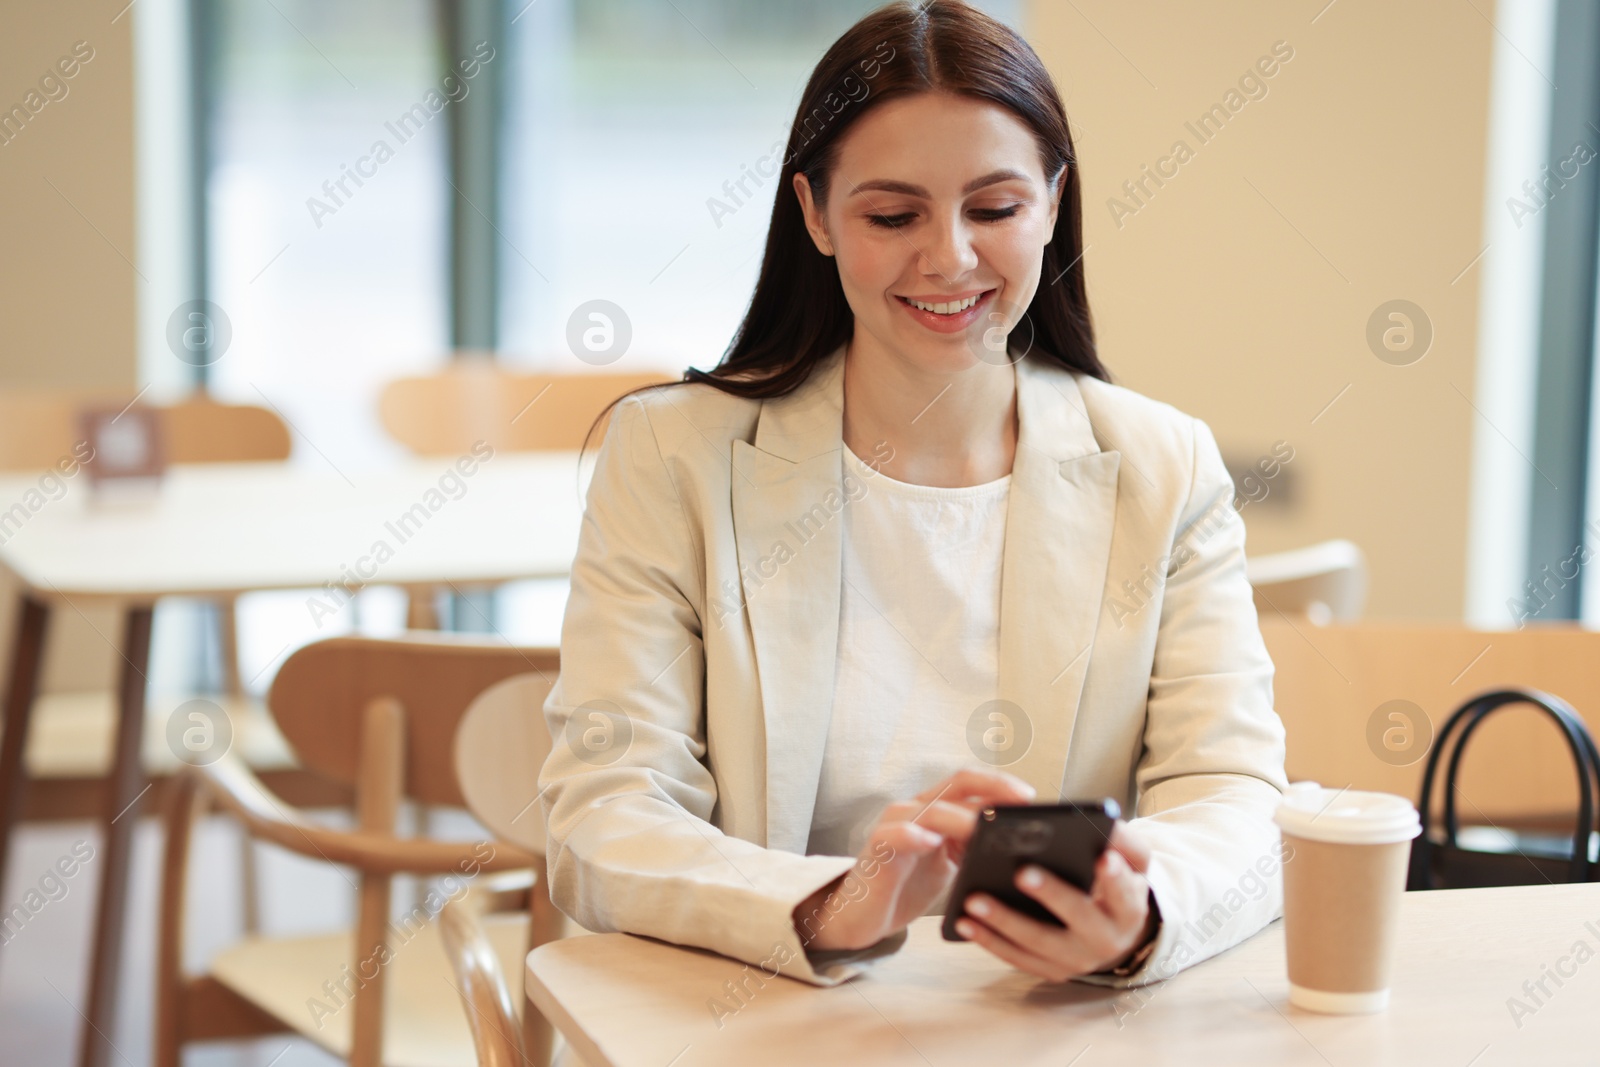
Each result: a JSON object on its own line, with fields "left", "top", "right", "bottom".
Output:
{"left": 917, "top": 215, "right": 981, "bottom": 281}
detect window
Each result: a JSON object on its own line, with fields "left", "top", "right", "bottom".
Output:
{"left": 499, "top": 0, "right": 1022, "bottom": 374}
{"left": 209, "top": 0, "right": 448, "bottom": 471}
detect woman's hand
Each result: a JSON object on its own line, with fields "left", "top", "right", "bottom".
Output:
{"left": 953, "top": 820, "right": 1159, "bottom": 981}
{"left": 794, "top": 769, "right": 1036, "bottom": 952}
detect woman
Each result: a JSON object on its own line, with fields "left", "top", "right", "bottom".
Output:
{"left": 538, "top": 0, "right": 1288, "bottom": 989}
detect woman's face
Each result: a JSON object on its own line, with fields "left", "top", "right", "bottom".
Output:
{"left": 795, "top": 91, "right": 1063, "bottom": 375}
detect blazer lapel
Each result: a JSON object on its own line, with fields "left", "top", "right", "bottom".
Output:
{"left": 731, "top": 347, "right": 848, "bottom": 853}
{"left": 998, "top": 359, "right": 1121, "bottom": 801}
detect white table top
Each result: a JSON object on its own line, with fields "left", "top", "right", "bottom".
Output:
{"left": 526, "top": 883, "right": 1600, "bottom": 1066}
{"left": 0, "top": 454, "right": 586, "bottom": 601}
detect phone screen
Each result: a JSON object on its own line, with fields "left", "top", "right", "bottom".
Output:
{"left": 941, "top": 799, "right": 1120, "bottom": 941}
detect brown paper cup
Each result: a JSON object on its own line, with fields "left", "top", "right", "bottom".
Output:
{"left": 1275, "top": 785, "right": 1420, "bottom": 1014}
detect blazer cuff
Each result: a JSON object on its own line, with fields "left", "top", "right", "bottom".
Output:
{"left": 763, "top": 854, "right": 909, "bottom": 987}
{"left": 801, "top": 928, "right": 911, "bottom": 985}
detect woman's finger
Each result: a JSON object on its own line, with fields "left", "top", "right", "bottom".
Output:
{"left": 864, "top": 819, "right": 944, "bottom": 873}
{"left": 962, "top": 892, "right": 1099, "bottom": 974}
{"left": 1092, "top": 848, "right": 1150, "bottom": 931}
{"left": 953, "top": 916, "right": 1079, "bottom": 983}
{"left": 1109, "top": 819, "right": 1152, "bottom": 874}
{"left": 1012, "top": 864, "right": 1125, "bottom": 963}
{"left": 833, "top": 822, "right": 943, "bottom": 927}
{"left": 879, "top": 798, "right": 980, "bottom": 841}
{"left": 915, "top": 768, "right": 1035, "bottom": 807}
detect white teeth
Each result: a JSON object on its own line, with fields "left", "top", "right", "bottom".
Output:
{"left": 907, "top": 293, "right": 982, "bottom": 314}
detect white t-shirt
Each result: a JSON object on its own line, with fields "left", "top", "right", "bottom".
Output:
{"left": 806, "top": 443, "right": 1011, "bottom": 858}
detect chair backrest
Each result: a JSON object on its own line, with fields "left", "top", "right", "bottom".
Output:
{"left": 1248, "top": 538, "right": 1366, "bottom": 622}
{"left": 377, "top": 358, "right": 675, "bottom": 455}
{"left": 161, "top": 394, "right": 292, "bottom": 462}
{"left": 268, "top": 633, "right": 558, "bottom": 808}
{"left": 0, "top": 387, "right": 121, "bottom": 470}
{"left": 0, "top": 388, "right": 290, "bottom": 470}
{"left": 1262, "top": 619, "right": 1600, "bottom": 824}
{"left": 454, "top": 672, "right": 557, "bottom": 855}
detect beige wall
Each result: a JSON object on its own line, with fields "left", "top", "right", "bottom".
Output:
{"left": 1026, "top": 1, "right": 1495, "bottom": 620}
{"left": 0, "top": 0, "right": 137, "bottom": 390}
{"left": 0, "top": 1, "right": 136, "bottom": 691}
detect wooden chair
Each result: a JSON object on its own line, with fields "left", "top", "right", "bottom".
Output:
{"left": 438, "top": 670, "right": 577, "bottom": 1067}
{"left": 162, "top": 393, "right": 293, "bottom": 465}
{"left": 1247, "top": 538, "right": 1366, "bottom": 623}
{"left": 377, "top": 357, "right": 675, "bottom": 457}
{"left": 376, "top": 358, "right": 671, "bottom": 632}
{"left": 156, "top": 634, "right": 563, "bottom": 1067}
{"left": 1261, "top": 618, "right": 1600, "bottom": 829}
{"left": 440, "top": 871, "right": 556, "bottom": 1067}
{"left": 0, "top": 388, "right": 291, "bottom": 471}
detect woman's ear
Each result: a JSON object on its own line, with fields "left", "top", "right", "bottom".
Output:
{"left": 793, "top": 172, "right": 836, "bottom": 257}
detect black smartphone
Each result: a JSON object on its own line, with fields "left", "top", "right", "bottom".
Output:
{"left": 941, "top": 798, "right": 1121, "bottom": 941}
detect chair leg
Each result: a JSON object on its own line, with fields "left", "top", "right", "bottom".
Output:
{"left": 216, "top": 595, "right": 243, "bottom": 698}
{"left": 413, "top": 801, "right": 436, "bottom": 914}
{"left": 350, "top": 869, "right": 395, "bottom": 1067}
{"left": 0, "top": 596, "right": 49, "bottom": 949}
{"left": 81, "top": 605, "right": 155, "bottom": 1067}
{"left": 155, "top": 773, "right": 204, "bottom": 1067}
{"left": 238, "top": 829, "right": 261, "bottom": 935}
{"left": 212, "top": 595, "right": 265, "bottom": 933}
{"left": 522, "top": 878, "right": 563, "bottom": 1067}
{"left": 350, "top": 696, "right": 405, "bottom": 1067}
{"left": 406, "top": 584, "right": 440, "bottom": 630}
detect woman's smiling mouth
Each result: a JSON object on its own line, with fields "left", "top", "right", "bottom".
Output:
{"left": 894, "top": 288, "right": 997, "bottom": 333}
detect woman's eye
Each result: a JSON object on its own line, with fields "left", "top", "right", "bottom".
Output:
{"left": 867, "top": 213, "right": 916, "bottom": 229}
{"left": 866, "top": 204, "right": 1023, "bottom": 228}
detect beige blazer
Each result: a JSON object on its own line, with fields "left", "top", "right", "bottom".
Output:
{"left": 539, "top": 345, "right": 1290, "bottom": 988}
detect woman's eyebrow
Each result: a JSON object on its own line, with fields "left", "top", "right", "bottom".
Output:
{"left": 847, "top": 168, "right": 1032, "bottom": 199}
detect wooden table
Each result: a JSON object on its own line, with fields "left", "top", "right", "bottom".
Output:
{"left": 527, "top": 883, "right": 1600, "bottom": 1066}
{"left": 0, "top": 454, "right": 583, "bottom": 1067}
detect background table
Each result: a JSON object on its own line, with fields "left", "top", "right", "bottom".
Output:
{"left": 0, "top": 454, "right": 583, "bottom": 1067}
{"left": 527, "top": 883, "right": 1600, "bottom": 1066}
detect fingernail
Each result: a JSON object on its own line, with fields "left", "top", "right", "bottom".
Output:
{"left": 956, "top": 919, "right": 976, "bottom": 938}
{"left": 966, "top": 895, "right": 991, "bottom": 917}
{"left": 1018, "top": 866, "right": 1044, "bottom": 889}
{"left": 918, "top": 826, "right": 943, "bottom": 846}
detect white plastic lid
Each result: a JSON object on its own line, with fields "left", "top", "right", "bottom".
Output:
{"left": 1274, "top": 782, "right": 1421, "bottom": 845}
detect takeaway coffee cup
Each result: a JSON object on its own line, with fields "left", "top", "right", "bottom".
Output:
{"left": 1274, "top": 782, "right": 1421, "bottom": 1014}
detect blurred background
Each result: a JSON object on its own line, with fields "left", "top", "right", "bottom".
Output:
{"left": 2, "top": 0, "right": 1597, "bottom": 1062}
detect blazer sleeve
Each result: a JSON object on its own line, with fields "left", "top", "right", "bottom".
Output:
{"left": 1077, "top": 415, "right": 1291, "bottom": 990}
{"left": 537, "top": 395, "right": 895, "bottom": 986}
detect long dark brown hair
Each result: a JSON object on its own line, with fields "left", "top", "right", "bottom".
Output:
{"left": 588, "top": 0, "right": 1108, "bottom": 449}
